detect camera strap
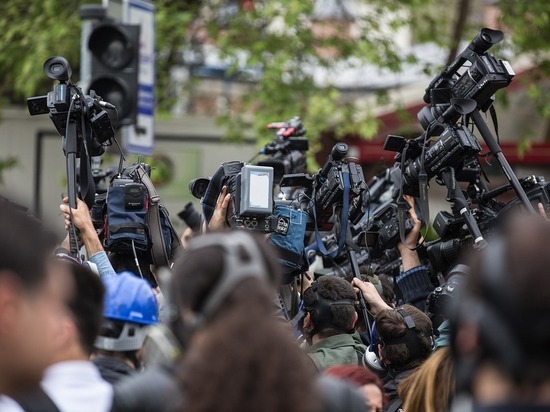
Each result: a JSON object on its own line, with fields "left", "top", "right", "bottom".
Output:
{"left": 79, "top": 141, "right": 96, "bottom": 209}
{"left": 313, "top": 169, "right": 350, "bottom": 259}
{"left": 135, "top": 165, "right": 180, "bottom": 268}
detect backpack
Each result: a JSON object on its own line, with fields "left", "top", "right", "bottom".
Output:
{"left": 104, "top": 163, "right": 182, "bottom": 268}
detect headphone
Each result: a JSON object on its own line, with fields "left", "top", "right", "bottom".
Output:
{"left": 170, "top": 231, "right": 270, "bottom": 346}
{"left": 365, "top": 306, "right": 434, "bottom": 374}
{"left": 301, "top": 280, "right": 356, "bottom": 338}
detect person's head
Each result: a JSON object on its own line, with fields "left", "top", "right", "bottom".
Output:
{"left": 302, "top": 276, "right": 357, "bottom": 342}
{"left": 452, "top": 213, "right": 550, "bottom": 402}
{"left": 400, "top": 347, "right": 455, "bottom": 412}
{"left": 173, "top": 231, "right": 321, "bottom": 412}
{"left": 375, "top": 304, "right": 433, "bottom": 371}
{"left": 94, "top": 272, "right": 158, "bottom": 368}
{"left": 0, "top": 198, "right": 64, "bottom": 395}
{"left": 324, "top": 365, "right": 386, "bottom": 412}
{"left": 51, "top": 255, "right": 105, "bottom": 360}
{"left": 172, "top": 230, "right": 281, "bottom": 331}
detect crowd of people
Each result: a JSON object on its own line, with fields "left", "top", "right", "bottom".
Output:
{"left": 0, "top": 177, "right": 549, "bottom": 412}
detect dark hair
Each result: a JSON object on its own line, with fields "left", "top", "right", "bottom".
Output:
{"left": 0, "top": 196, "right": 57, "bottom": 291}
{"left": 303, "top": 276, "right": 357, "bottom": 337}
{"left": 62, "top": 260, "right": 105, "bottom": 355}
{"left": 172, "top": 232, "right": 281, "bottom": 315}
{"left": 173, "top": 232, "right": 321, "bottom": 412}
{"left": 375, "top": 304, "right": 433, "bottom": 370}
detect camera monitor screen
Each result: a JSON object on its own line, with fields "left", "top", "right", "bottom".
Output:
{"left": 239, "top": 165, "right": 273, "bottom": 216}
{"left": 249, "top": 171, "right": 271, "bottom": 209}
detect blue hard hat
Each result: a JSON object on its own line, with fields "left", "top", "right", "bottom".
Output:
{"left": 102, "top": 272, "right": 159, "bottom": 325}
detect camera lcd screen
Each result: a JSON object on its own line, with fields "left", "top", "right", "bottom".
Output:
{"left": 249, "top": 171, "right": 271, "bottom": 209}
{"left": 239, "top": 165, "right": 274, "bottom": 216}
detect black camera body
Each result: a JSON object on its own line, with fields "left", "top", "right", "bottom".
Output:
{"left": 364, "top": 203, "right": 415, "bottom": 256}
{"left": 222, "top": 162, "right": 282, "bottom": 233}
{"left": 178, "top": 202, "right": 202, "bottom": 231}
{"left": 28, "top": 72, "right": 114, "bottom": 156}
{"left": 311, "top": 144, "right": 367, "bottom": 230}
{"left": 407, "top": 125, "right": 481, "bottom": 195}
{"left": 257, "top": 117, "right": 309, "bottom": 183}
{"left": 426, "top": 272, "right": 465, "bottom": 329}
{"left": 423, "top": 28, "right": 515, "bottom": 114}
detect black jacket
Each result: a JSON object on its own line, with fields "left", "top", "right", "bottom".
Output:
{"left": 383, "top": 368, "right": 415, "bottom": 411}
{"left": 93, "top": 356, "right": 135, "bottom": 385}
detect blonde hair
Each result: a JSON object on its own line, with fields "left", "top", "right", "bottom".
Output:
{"left": 400, "top": 347, "right": 455, "bottom": 412}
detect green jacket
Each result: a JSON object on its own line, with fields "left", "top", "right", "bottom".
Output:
{"left": 307, "top": 332, "right": 368, "bottom": 371}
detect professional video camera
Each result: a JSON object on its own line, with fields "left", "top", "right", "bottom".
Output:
{"left": 223, "top": 162, "right": 280, "bottom": 232}
{"left": 27, "top": 57, "right": 115, "bottom": 156}
{"left": 419, "top": 28, "right": 515, "bottom": 134}
{"left": 257, "top": 117, "right": 309, "bottom": 183}
{"left": 27, "top": 56, "right": 116, "bottom": 257}
{"left": 385, "top": 124, "right": 482, "bottom": 197}
{"left": 281, "top": 142, "right": 367, "bottom": 231}
{"left": 198, "top": 160, "right": 293, "bottom": 233}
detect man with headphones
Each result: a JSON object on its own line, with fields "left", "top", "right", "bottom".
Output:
{"left": 302, "top": 275, "right": 369, "bottom": 371}
{"left": 375, "top": 304, "right": 434, "bottom": 410}
{"left": 452, "top": 213, "right": 550, "bottom": 411}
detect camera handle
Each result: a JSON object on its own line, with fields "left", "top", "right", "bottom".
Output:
{"left": 439, "top": 167, "right": 487, "bottom": 250}
{"left": 63, "top": 116, "right": 80, "bottom": 257}
{"left": 471, "top": 109, "right": 535, "bottom": 214}
{"left": 345, "top": 225, "right": 373, "bottom": 344}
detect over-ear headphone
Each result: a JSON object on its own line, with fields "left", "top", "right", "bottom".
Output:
{"left": 179, "top": 231, "right": 270, "bottom": 330}
{"left": 302, "top": 280, "right": 356, "bottom": 337}
{"left": 377, "top": 306, "right": 434, "bottom": 367}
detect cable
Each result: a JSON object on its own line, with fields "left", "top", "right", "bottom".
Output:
{"left": 131, "top": 239, "right": 144, "bottom": 279}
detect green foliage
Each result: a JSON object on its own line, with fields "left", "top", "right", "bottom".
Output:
{"left": 499, "top": 0, "right": 550, "bottom": 121}
{"left": 3, "top": 0, "right": 550, "bottom": 153}
{"left": 201, "top": 0, "right": 432, "bottom": 148}
{"left": 0, "top": 0, "right": 92, "bottom": 102}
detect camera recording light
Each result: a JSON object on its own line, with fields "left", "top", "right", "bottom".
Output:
{"left": 238, "top": 165, "right": 274, "bottom": 216}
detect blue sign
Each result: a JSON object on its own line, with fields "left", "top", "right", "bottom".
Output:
{"left": 124, "top": 0, "right": 155, "bottom": 155}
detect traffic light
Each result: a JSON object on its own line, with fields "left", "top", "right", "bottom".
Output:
{"left": 88, "top": 22, "right": 140, "bottom": 128}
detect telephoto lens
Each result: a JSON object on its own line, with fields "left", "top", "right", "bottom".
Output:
{"left": 178, "top": 202, "right": 202, "bottom": 231}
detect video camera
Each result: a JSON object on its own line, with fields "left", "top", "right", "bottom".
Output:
{"left": 281, "top": 142, "right": 367, "bottom": 231}
{"left": 385, "top": 123, "right": 482, "bottom": 197}
{"left": 257, "top": 117, "right": 309, "bottom": 183}
{"left": 419, "top": 28, "right": 515, "bottom": 135}
{"left": 224, "top": 162, "right": 279, "bottom": 232}
{"left": 27, "top": 56, "right": 116, "bottom": 256}
{"left": 27, "top": 56, "right": 115, "bottom": 156}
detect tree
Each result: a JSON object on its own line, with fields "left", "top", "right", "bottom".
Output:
{"left": 0, "top": 1, "right": 86, "bottom": 103}
{"left": 498, "top": 0, "right": 550, "bottom": 139}
{"left": 1, "top": 0, "right": 549, "bottom": 152}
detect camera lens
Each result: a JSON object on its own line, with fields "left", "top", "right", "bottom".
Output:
{"left": 51, "top": 64, "right": 63, "bottom": 73}
{"left": 189, "top": 177, "right": 211, "bottom": 199}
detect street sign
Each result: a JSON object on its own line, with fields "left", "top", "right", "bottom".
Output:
{"left": 123, "top": 0, "right": 155, "bottom": 155}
